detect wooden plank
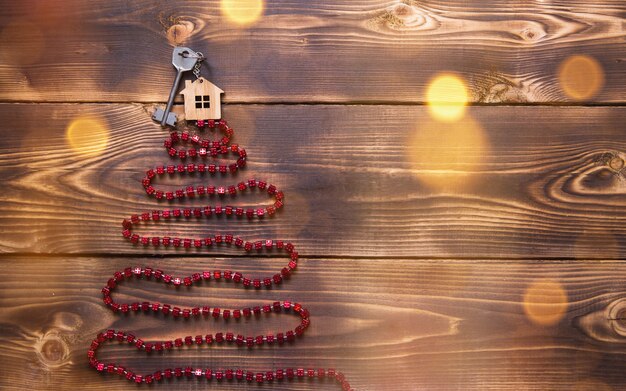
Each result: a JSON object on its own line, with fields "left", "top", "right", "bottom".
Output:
{"left": 0, "top": 103, "right": 625, "bottom": 258}
{"left": 1, "top": 256, "right": 625, "bottom": 390}
{"left": 0, "top": 1, "right": 624, "bottom": 103}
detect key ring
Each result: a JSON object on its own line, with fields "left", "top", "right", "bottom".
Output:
{"left": 179, "top": 50, "right": 205, "bottom": 79}
{"left": 192, "top": 52, "right": 204, "bottom": 79}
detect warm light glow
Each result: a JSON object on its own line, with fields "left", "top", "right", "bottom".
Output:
{"left": 426, "top": 74, "right": 469, "bottom": 122}
{"left": 66, "top": 116, "right": 110, "bottom": 157}
{"left": 407, "top": 116, "right": 489, "bottom": 191}
{"left": 523, "top": 279, "right": 568, "bottom": 326}
{"left": 558, "top": 55, "right": 604, "bottom": 100}
{"left": 221, "top": 0, "right": 264, "bottom": 25}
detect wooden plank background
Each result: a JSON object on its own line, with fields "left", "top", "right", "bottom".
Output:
{"left": 0, "top": 1, "right": 625, "bottom": 390}
{"left": 0, "top": 0, "right": 625, "bottom": 103}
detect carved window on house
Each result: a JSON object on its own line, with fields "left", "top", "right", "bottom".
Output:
{"left": 195, "top": 95, "right": 210, "bottom": 109}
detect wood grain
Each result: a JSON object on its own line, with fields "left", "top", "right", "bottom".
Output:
{"left": 1, "top": 256, "right": 625, "bottom": 390}
{"left": 0, "top": 103, "right": 624, "bottom": 259}
{"left": 1, "top": 2, "right": 625, "bottom": 389}
{"left": 0, "top": 1, "right": 624, "bottom": 103}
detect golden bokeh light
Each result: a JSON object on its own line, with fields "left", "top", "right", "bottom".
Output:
{"left": 425, "top": 73, "right": 469, "bottom": 122}
{"left": 407, "top": 116, "right": 489, "bottom": 191}
{"left": 558, "top": 55, "right": 604, "bottom": 101}
{"left": 66, "top": 116, "right": 110, "bottom": 157}
{"left": 523, "top": 279, "right": 568, "bottom": 326}
{"left": 221, "top": 0, "right": 264, "bottom": 26}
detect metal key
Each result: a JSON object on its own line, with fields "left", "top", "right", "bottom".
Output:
{"left": 153, "top": 47, "right": 200, "bottom": 126}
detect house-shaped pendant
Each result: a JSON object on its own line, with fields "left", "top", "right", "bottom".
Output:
{"left": 180, "top": 77, "right": 224, "bottom": 121}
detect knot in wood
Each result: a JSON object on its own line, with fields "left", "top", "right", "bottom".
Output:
{"left": 367, "top": 2, "right": 427, "bottom": 32}
{"left": 607, "top": 298, "right": 626, "bottom": 337}
{"left": 520, "top": 27, "right": 542, "bottom": 42}
{"left": 609, "top": 156, "right": 624, "bottom": 171}
{"left": 35, "top": 331, "right": 70, "bottom": 369}
{"left": 166, "top": 21, "right": 195, "bottom": 45}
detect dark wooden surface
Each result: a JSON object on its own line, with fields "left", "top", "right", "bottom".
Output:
{"left": 0, "top": 0, "right": 625, "bottom": 103}
{"left": 0, "top": 1, "right": 625, "bottom": 390}
{"left": 0, "top": 103, "right": 624, "bottom": 259}
{"left": 2, "top": 257, "right": 626, "bottom": 391}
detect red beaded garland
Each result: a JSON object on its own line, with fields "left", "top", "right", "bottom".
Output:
{"left": 89, "top": 120, "right": 354, "bottom": 390}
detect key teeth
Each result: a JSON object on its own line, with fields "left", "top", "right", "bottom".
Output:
{"left": 152, "top": 108, "right": 177, "bottom": 127}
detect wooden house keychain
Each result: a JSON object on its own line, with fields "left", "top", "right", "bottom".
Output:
{"left": 152, "top": 47, "right": 224, "bottom": 127}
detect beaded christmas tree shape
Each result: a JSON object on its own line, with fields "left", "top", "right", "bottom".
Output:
{"left": 88, "top": 47, "right": 356, "bottom": 390}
